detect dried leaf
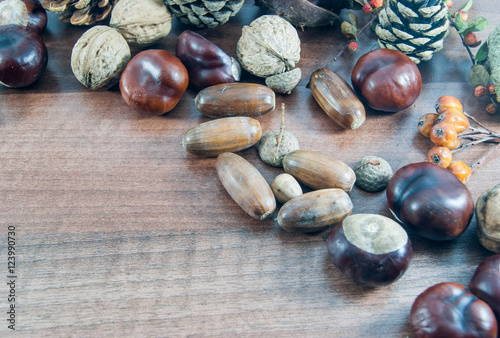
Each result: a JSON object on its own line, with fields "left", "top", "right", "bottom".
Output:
{"left": 347, "top": 12, "right": 358, "bottom": 28}
{"left": 469, "top": 64, "right": 490, "bottom": 87}
{"left": 341, "top": 21, "right": 357, "bottom": 38}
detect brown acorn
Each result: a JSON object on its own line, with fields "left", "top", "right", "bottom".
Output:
{"left": 283, "top": 150, "right": 356, "bottom": 192}
{"left": 216, "top": 152, "right": 276, "bottom": 220}
{"left": 181, "top": 116, "right": 262, "bottom": 157}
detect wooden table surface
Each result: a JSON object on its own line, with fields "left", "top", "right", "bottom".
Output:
{"left": 1, "top": 0, "right": 499, "bottom": 336}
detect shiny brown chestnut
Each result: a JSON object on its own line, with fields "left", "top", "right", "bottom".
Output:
{"left": 120, "top": 49, "right": 189, "bottom": 116}
{"left": 410, "top": 282, "right": 498, "bottom": 338}
{"left": 327, "top": 214, "right": 412, "bottom": 287}
{"left": 351, "top": 49, "right": 421, "bottom": 113}
{"left": 176, "top": 30, "right": 240, "bottom": 89}
{"left": 0, "top": 0, "right": 47, "bottom": 34}
{"left": 469, "top": 254, "right": 500, "bottom": 323}
{"left": 386, "top": 162, "right": 474, "bottom": 241}
{"left": 0, "top": 24, "right": 47, "bottom": 88}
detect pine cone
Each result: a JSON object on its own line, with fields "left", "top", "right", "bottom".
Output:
{"left": 41, "top": 0, "right": 117, "bottom": 25}
{"left": 375, "top": 0, "right": 450, "bottom": 64}
{"left": 165, "top": 0, "right": 245, "bottom": 29}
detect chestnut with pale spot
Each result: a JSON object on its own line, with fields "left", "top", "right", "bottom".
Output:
{"left": 327, "top": 214, "right": 412, "bottom": 287}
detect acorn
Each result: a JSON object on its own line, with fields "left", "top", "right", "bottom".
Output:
{"left": 181, "top": 116, "right": 262, "bottom": 157}
{"left": 309, "top": 68, "right": 366, "bottom": 130}
{"left": 283, "top": 150, "right": 356, "bottom": 192}
{"left": 277, "top": 188, "right": 353, "bottom": 233}
{"left": 270, "top": 173, "right": 303, "bottom": 204}
{"left": 195, "top": 83, "right": 275, "bottom": 118}
{"left": 216, "top": 152, "right": 276, "bottom": 220}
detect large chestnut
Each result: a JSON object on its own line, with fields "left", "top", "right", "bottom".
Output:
{"left": 351, "top": 49, "right": 421, "bottom": 113}
{"left": 469, "top": 254, "right": 500, "bottom": 323}
{"left": 176, "top": 30, "right": 240, "bottom": 89}
{"left": 386, "top": 162, "right": 474, "bottom": 241}
{"left": 0, "top": 24, "right": 47, "bottom": 88}
{"left": 327, "top": 214, "right": 412, "bottom": 287}
{"left": 410, "top": 282, "right": 498, "bottom": 337}
{"left": 0, "top": 0, "right": 47, "bottom": 34}
{"left": 120, "top": 49, "right": 189, "bottom": 115}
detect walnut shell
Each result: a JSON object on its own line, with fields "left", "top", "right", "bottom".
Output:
{"left": 110, "top": 0, "right": 172, "bottom": 46}
{"left": 71, "top": 25, "right": 131, "bottom": 90}
{"left": 236, "top": 15, "right": 301, "bottom": 78}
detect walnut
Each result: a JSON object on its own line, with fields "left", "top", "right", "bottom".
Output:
{"left": 110, "top": 0, "right": 172, "bottom": 46}
{"left": 236, "top": 15, "right": 301, "bottom": 78}
{"left": 71, "top": 26, "right": 131, "bottom": 90}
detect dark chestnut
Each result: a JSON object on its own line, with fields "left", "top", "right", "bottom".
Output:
{"left": 0, "top": 0, "right": 48, "bottom": 34}
{"left": 0, "top": 24, "right": 47, "bottom": 88}
{"left": 386, "top": 162, "right": 474, "bottom": 241}
{"left": 469, "top": 254, "right": 500, "bottom": 323}
{"left": 327, "top": 214, "right": 412, "bottom": 287}
{"left": 351, "top": 49, "right": 422, "bottom": 113}
{"left": 119, "top": 49, "right": 189, "bottom": 116}
{"left": 176, "top": 30, "right": 240, "bottom": 89}
{"left": 410, "top": 282, "right": 498, "bottom": 337}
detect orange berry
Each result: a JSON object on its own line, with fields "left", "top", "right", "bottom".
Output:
{"left": 417, "top": 113, "right": 439, "bottom": 138}
{"left": 427, "top": 146, "right": 452, "bottom": 168}
{"left": 447, "top": 138, "right": 461, "bottom": 150}
{"left": 475, "top": 86, "right": 488, "bottom": 97}
{"left": 430, "top": 122, "right": 458, "bottom": 147}
{"left": 448, "top": 161, "right": 472, "bottom": 184}
{"left": 435, "top": 109, "right": 470, "bottom": 133}
{"left": 486, "top": 103, "right": 497, "bottom": 115}
{"left": 435, "top": 95, "right": 463, "bottom": 114}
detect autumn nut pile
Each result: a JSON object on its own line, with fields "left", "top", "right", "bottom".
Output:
{"left": 237, "top": 15, "right": 302, "bottom": 94}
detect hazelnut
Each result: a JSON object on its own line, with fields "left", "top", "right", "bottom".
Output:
{"left": 353, "top": 156, "right": 393, "bottom": 192}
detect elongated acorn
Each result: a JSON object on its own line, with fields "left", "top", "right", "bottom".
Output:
{"left": 283, "top": 150, "right": 356, "bottom": 192}
{"left": 271, "top": 173, "right": 302, "bottom": 204}
{"left": 277, "top": 188, "right": 353, "bottom": 233}
{"left": 195, "top": 83, "right": 275, "bottom": 118}
{"left": 216, "top": 152, "right": 276, "bottom": 220}
{"left": 310, "top": 68, "right": 366, "bottom": 129}
{"left": 182, "top": 116, "right": 262, "bottom": 157}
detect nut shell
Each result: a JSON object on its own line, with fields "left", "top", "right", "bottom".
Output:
{"left": 181, "top": 116, "right": 262, "bottom": 157}
{"left": 270, "top": 173, "right": 302, "bottom": 204}
{"left": 236, "top": 15, "right": 300, "bottom": 78}
{"left": 265, "top": 68, "right": 302, "bottom": 94}
{"left": 110, "top": 0, "right": 172, "bottom": 46}
{"left": 216, "top": 152, "right": 276, "bottom": 220}
{"left": 277, "top": 188, "right": 352, "bottom": 233}
{"left": 258, "top": 130, "right": 299, "bottom": 167}
{"left": 283, "top": 150, "right": 356, "bottom": 192}
{"left": 71, "top": 26, "right": 131, "bottom": 90}
{"left": 353, "top": 156, "right": 393, "bottom": 192}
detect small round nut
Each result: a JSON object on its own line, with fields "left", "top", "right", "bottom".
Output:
{"left": 258, "top": 130, "right": 300, "bottom": 167}
{"left": 236, "top": 15, "right": 301, "bottom": 78}
{"left": 110, "top": 0, "right": 172, "bottom": 46}
{"left": 265, "top": 68, "right": 302, "bottom": 94}
{"left": 353, "top": 156, "right": 393, "bottom": 192}
{"left": 71, "top": 26, "right": 131, "bottom": 90}
{"left": 271, "top": 173, "right": 302, "bottom": 204}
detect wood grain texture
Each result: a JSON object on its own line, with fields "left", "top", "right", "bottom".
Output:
{"left": 1, "top": 1, "right": 499, "bottom": 336}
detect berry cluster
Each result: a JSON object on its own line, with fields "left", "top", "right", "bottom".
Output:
{"left": 417, "top": 95, "right": 500, "bottom": 184}
{"left": 418, "top": 96, "right": 472, "bottom": 183}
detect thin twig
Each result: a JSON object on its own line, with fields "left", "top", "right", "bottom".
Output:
{"left": 471, "top": 143, "right": 500, "bottom": 169}
{"left": 452, "top": 136, "right": 500, "bottom": 153}
{"left": 449, "top": 19, "right": 476, "bottom": 65}
{"left": 463, "top": 111, "right": 495, "bottom": 133}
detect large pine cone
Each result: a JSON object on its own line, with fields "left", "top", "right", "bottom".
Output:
{"left": 42, "top": 0, "right": 117, "bottom": 25}
{"left": 375, "top": 0, "right": 450, "bottom": 64}
{"left": 165, "top": 0, "right": 245, "bottom": 29}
